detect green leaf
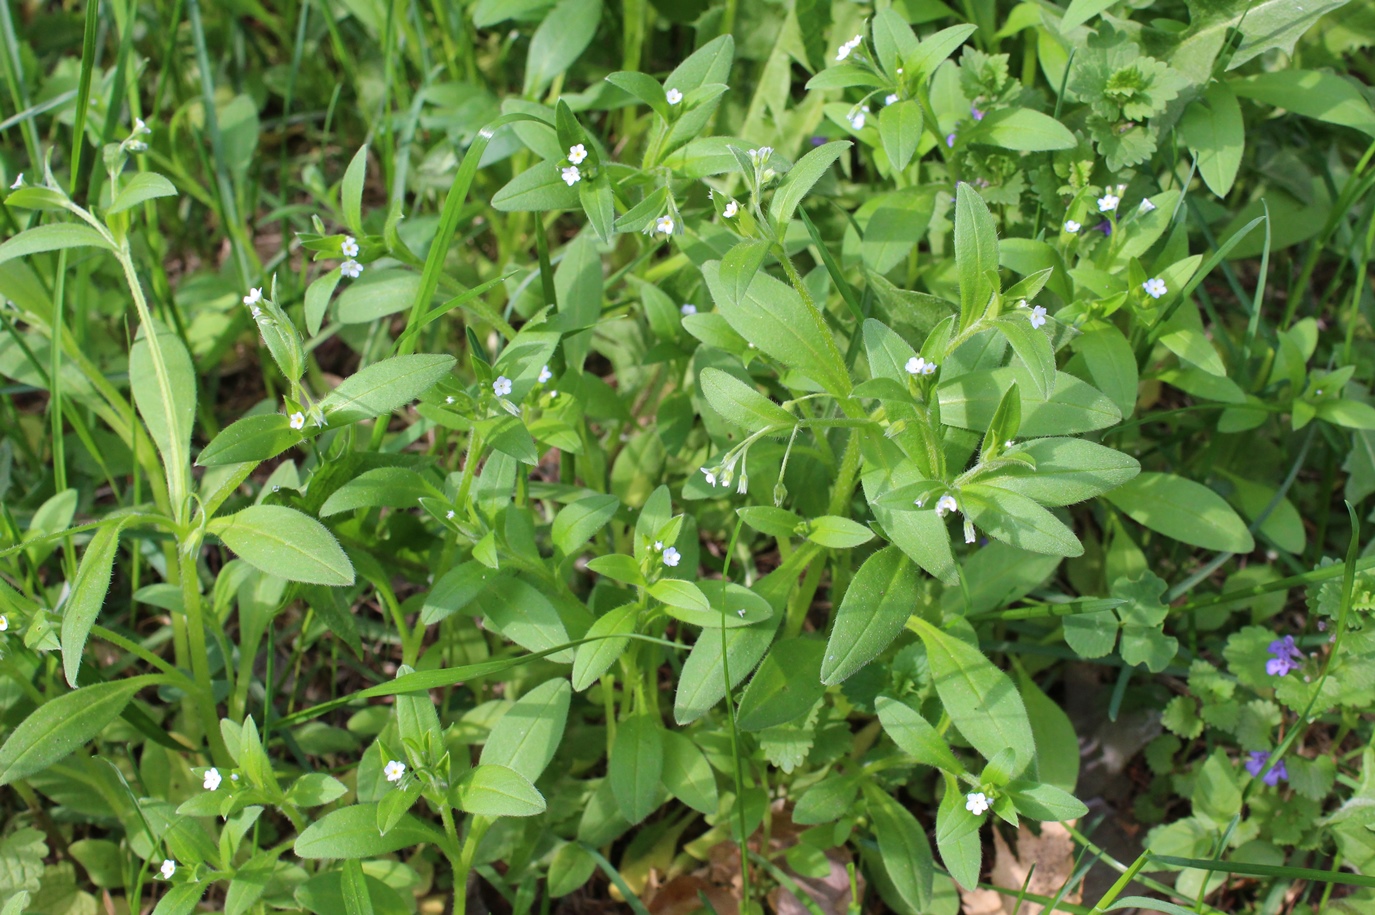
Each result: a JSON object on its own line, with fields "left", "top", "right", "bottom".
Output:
{"left": 341, "top": 145, "right": 368, "bottom": 236}
{"left": 704, "top": 262, "right": 851, "bottom": 398}
{"left": 152, "top": 885, "right": 208, "bottom": 915}
{"left": 871, "top": 8, "right": 918, "bottom": 78}
{"left": 1180, "top": 82, "right": 1244, "bottom": 198}
{"left": 984, "top": 438, "right": 1139, "bottom": 506}
{"left": 552, "top": 494, "right": 620, "bottom": 555}
{"left": 1011, "top": 781, "right": 1089, "bottom": 821}
{"left": 674, "top": 614, "right": 780, "bottom": 724}
{"left": 491, "top": 161, "right": 582, "bottom": 212}
{"left": 60, "top": 521, "right": 124, "bottom": 687}
{"left": 1077, "top": 325, "right": 1138, "bottom": 418}
{"left": 319, "top": 468, "right": 440, "bottom": 517}
{"left": 481, "top": 576, "right": 573, "bottom": 661}
{"left": 699, "top": 367, "right": 794, "bottom": 431}
{"left": 578, "top": 172, "right": 615, "bottom": 243}
{"left": 0, "top": 223, "right": 113, "bottom": 266}
{"left": 0, "top": 678, "right": 152, "bottom": 785}
{"left": 334, "top": 269, "right": 422, "bottom": 324}
{"left": 130, "top": 321, "right": 196, "bottom": 492}
{"left": 964, "top": 485, "right": 1084, "bottom": 557}
{"left": 768, "top": 141, "right": 851, "bottom": 229}
{"left": 938, "top": 367, "right": 1122, "bottom": 437}
{"left": 649, "top": 578, "right": 711, "bottom": 614}
{"left": 572, "top": 603, "right": 638, "bottom": 691}
{"left": 876, "top": 695, "right": 963, "bottom": 771}
{"left": 420, "top": 562, "right": 500, "bottom": 624}
{"left": 455, "top": 764, "right": 547, "bottom": 817}
{"left": 197, "top": 413, "right": 299, "bottom": 467}
{"left": 107, "top": 172, "right": 178, "bottom": 215}
{"left": 803, "top": 515, "right": 874, "bottom": 549}
{"left": 737, "top": 639, "right": 826, "bottom": 731}
{"left": 911, "top": 618, "right": 1035, "bottom": 777}
{"left": 610, "top": 715, "right": 663, "bottom": 823}
{"left": 993, "top": 315, "right": 1055, "bottom": 400}
{"left": 286, "top": 772, "right": 349, "bottom": 808}
{"left": 305, "top": 269, "right": 342, "bottom": 337}
{"left": 908, "top": 25, "right": 978, "bottom": 82}
{"left": 210, "top": 505, "right": 356, "bottom": 586}
{"left": 935, "top": 773, "right": 982, "bottom": 889}
{"left": 970, "top": 108, "right": 1076, "bottom": 151}
{"left": 822, "top": 547, "right": 921, "bottom": 685}
{"left": 294, "top": 804, "right": 446, "bottom": 858}
{"left": 717, "top": 238, "right": 771, "bottom": 310}
{"left": 1233, "top": 69, "right": 1375, "bottom": 137}
{"left": 481, "top": 679, "right": 570, "bottom": 783}
{"left": 954, "top": 183, "right": 999, "bottom": 328}
{"left": 661, "top": 580, "right": 772, "bottom": 629}
{"left": 341, "top": 859, "right": 376, "bottom": 915}
{"left": 879, "top": 101, "right": 923, "bottom": 171}
{"left": 1019, "top": 671, "right": 1080, "bottom": 792}
{"left": 1105, "top": 472, "right": 1255, "bottom": 553}
{"left": 867, "top": 787, "right": 934, "bottom": 910}
{"left": 1061, "top": 0, "right": 1116, "bottom": 30}
{"left": 661, "top": 731, "right": 719, "bottom": 815}
{"left": 320, "top": 354, "right": 456, "bottom": 424}
{"left": 523, "top": 0, "right": 603, "bottom": 97}
{"left": 605, "top": 71, "right": 669, "bottom": 120}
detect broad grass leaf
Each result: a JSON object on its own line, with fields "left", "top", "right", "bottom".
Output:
{"left": 480, "top": 679, "right": 570, "bottom": 783}
{"left": 293, "top": 804, "right": 445, "bottom": 858}
{"left": 822, "top": 546, "right": 921, "bottom": 685}
{"left": 1106, "top": 472, "right": 1255, "bottom": 553}
{"left": 0, "top": 678, "right": 152, "bottom": 785}
{"left": 610, "top": 716, "right": 663, "bottom": 823}
{"left": 60, "top": 520, "right": 125, "bottom": 687}
{"left": 211, "top": 505, "right": 355, "bottom": 586}
{"left": 455, "top": 764, "right": 547, "bottom": 817}
{"left": 911, "top": 618, "right": 1035, "bottom": 777}
{"left": 320, "top": 354, "right": 456, "bottom": 424}
{"left": 736, "top": 639, "right": 825, "bottom": 731}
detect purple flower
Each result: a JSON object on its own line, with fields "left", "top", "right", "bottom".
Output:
{"left": 946, "top": 133, "right": 957, "bottom": 148}
{"left": 810, "top": 135, "right": 827, "bottom": 146}
{"left": 1096, "top": 220, "right": 1112, "bottom": 237}
{"left": 971, "top": 105, "right": 985, "bottom": 121}
{"left": 1266, "top": 635, "right": 1304, "bottom": 677}
{"left": 1244, "top": 751, "right": 1287, "bottom": 786}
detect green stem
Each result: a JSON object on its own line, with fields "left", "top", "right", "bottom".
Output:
{"left": 177, "top": 548, "right": 230, "bottom": 765}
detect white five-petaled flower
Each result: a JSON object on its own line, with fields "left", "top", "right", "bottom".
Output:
{"left": 8, "top": 173, "right": 21, "bottom": 190}
{"left": 662, "top": 547, "right": 682, "bottom": 567}
{"left": 1064, "top": 219, "right": 1081, "bottom": 233}
{"left": 203, "top": 768, "right": 222, "bottom": 791}
{"left": 1098, "top": 193, "right": 1119, "bottom": 213}
{"left": 1139, "top": 198, "right": 1156, "bottom": 213}
{"left": 702, "top": 468, "right": 718, "bottom": 486}
{"left": 965, "top": 792, "right": 990, "bottom": 816}
{"left": 655, "top": 215, "right": 675, "bottom": 235}
{"left": 289, "top": 412, "right": 305, "bottom": 430}
{"left": 561, "top": 166, "right": 581, "bottom": 186}
{"left": 244, "top": 287, "right": 263, "bottom": 306}
{"left": 723, "top": 200, "right": 739, "bottom": 218}
{"left": 1029, "top": 305, "right": 1048, "bottom": 329}
{"left": 905, "top": 355, "right": 936, "bottom": 376}
{"left": 935, "top": 494, "right": 959, "bottom": 518}
{"left": 0, "top": 615, "right": 7, "bottom": 631}
{"left": 341, "top": 236, "right": 359, "bottom": 257}
{"left": 493, "top": 376, "right": 513, "bottom": 397}
{"left": 568, "top": 144, "right": 587, "bottom": 165}
{"left": 384, "top": 760, "right": 406, "bottom": 783}
{"left": 680, "top": 303, "right": 697, "bottom": 316}
{"left": 885, "top": 93, "right": 900, "bottom": 105}
{"left": 340, "top": 259, "right": 363, "bottom": 279}
{"left": 160, "top": 859, "right": 177, "bottom": 880}
{"left": 539, "top": 364, "right": 553, "bottom": 384}
{"left": 1143, "top": 277, "right": 1168, "bottom": 299}
{"left": 666, "top": 88, "right": 683, "bottom": 106}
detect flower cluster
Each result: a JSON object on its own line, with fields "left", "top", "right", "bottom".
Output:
{"left": 1266, "top": 635, "right": 1304, "bottom": 677}
{"left": 905, "top": 356, "right": 937, "bottom": 376}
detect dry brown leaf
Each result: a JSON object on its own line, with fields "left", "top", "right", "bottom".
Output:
{"left": 985, "top": 821, "right": 1082, "bottom": 915}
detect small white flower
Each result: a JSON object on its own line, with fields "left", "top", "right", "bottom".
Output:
{"left": 160, "top": 859, "right": 177, "bottom": 880}
{"left": 914, "top": 498, "right": 925, "bottom": 508}
{"left": 1143, "top": 277, "right": 1167, "bottom": 299}
{"left": 935, "top": 494, "right": 958, "bottom": 518}
{"left": 231, "top": 774, "right": 239, "bottom": 781}
{"left": 737, "top": 608, "right": 747, "bottom": 617}
{"left": 666, "top": 88, "right": 683, "bottom": 106}
{"left": 1017, "top": 299, "right": 1028, "bottom": 308}
{"left": 135, "top": 117, "right": 150, "bottom": 135}
{"left": 445, "top": 510, "right": 455, "bottom": 520}
{"left": 1139, "top": 198, "right": 1156, "bottom": 213}
{"left": 567, "top": 144, "right": 587, "bottom": 165}
{"left": 680, "top": 303, "right": 697, "bottom": 316}
{"left": 1098, "top": 193, "right": 1119, "bottom": 213}
{"left": 250, "top": 305, "right": 262, "bottom": 318}
{"left": 905, "top": 356, "right": 937, "bottom": 376}
{"left": 384, "top": 760, "right": 406, "bottom": 783}
{"left": 539, "top": 364, "right": 553, "bottom": 384}
{"left": 550, "top": 390, "right": 559, "bottom": 399}
{"left": 835, "top": 34, "right": 863, "bottom": 61}
{"left": 493, "top": 376, "right": 513, "bottom": 397}
{"left": 289, "top": 412, "right": 305, "bottom": 430}
{"left": 656, "top": 215, "right": 675, "bottom": 235}
{"left": 446, "top": 395, "right": 455, "bottom": 404}
{"left": 126, "top": 140, "right": 147, "bottom": 152}
{"left": 965, "top": 792, "right": 990, "bottom": 816}
{"left": 702, "top": 468, "right": 717, "bottom": 486}
{"left": 885, "top": 93, "right": 900, "bottom": 105}
{"left": 723, "top": 200, "right": 739, "bottom": 218}
{"left": 1063, "top": 219, "right": 1080, "bottom": 233}
{"left": 203, "top": 768, "right": 222, "bottom": 791}
{"left": 964, "top": 521, "right": 976, "bottom": 544}
{"left": 341, "top": 236, "right": 359, "bottom": 257}
{"left": 848, "top": 106, "right": 869, "bottom": 130}
{"left": 243, "top": 287, "right": 263, "bottom": 306}
{"left": 561, "top": 165, "right": 581, "bottom": 186}
{"left": 0, "top": 615, "right": 7, "bottom": 631}
{"left": 652, "top": 541, "right": 664, "bottom": 553}
{"left": 1029, "top": 305, "right": 1048, "bottom": 329}
{"left": 8, "top": 173, "right": 21, "bottom": 190}
{"left": 737, "top": 473, "right": 748, "bottom": 495}
{"left": 340, "top": 259, "right": 364, "bottom": 279}
{"left": 662, "top": 547, "right": 682, "bottom": 567}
